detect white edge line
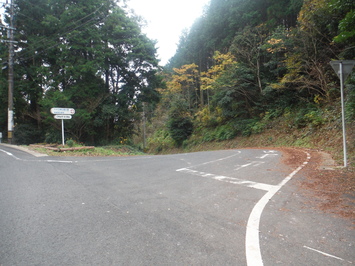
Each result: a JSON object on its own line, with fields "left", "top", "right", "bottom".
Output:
{"left": 1, "top": 148, "right": 76, "bottom": 163}
{"left": 303, "top": 246, "right": 348, "bottom": 262}
{"left": 0, "top": 148, "right": 20, "bottom": 160}
{"left": 245, "top": 151, "right": 311, "bottom": 266}
{"left": 0, "top": 147, "right": 154, "bottom": 164}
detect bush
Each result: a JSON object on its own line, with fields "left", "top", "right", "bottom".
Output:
{"left": 304, "top": 110, "right": 325, "bottom": 128}
{"left": 147, "top": 129, "right": 174, "bottom": 151}
{"left": 202, "top": 130, "right": 216, "bottom": 142}
{"left": 167, "top": 116, "right": 194, "bottom": 146}
{"left": 13, "top": 123, "right": 44, "bottom": 145}
{"left": 45, "top": 132, "right": 60, "bottom": 144}
{"left": 167, "top": 97, "right": 194, "bottom": 146}
{"left": 215, "top": 124, "right": 237, "bottom": 141}
{"left": 66, "top": 139, "right": 75, "bottom": 147}
{"left": 346, "top": 83, "right": 355, "bottom": 120}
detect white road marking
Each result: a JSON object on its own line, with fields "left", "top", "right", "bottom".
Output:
{"left": 176, "top": 149, "right": 312, "bottom": 266}
{"left": 0, "top": 149, "right": 78, "bottom": 163}
{"left": 46, "top": 160, "right": 76, "bottom": 163}
{"left": 177, "top": 168, "right": 276, "bottom": 191}
{"left": 257, "top": 153, "right": 278, "bottom": 159}
{"left": 0, "top": 149, "right": 20, "bottom": 160}
{"left": 0, "top": 147, "right": 152, "bottom": 164}
{"left": 3, "top": 146, "right": 318, "bottom": 265}
{"left": 235, "top": 161, "right": 265, "bottom": 170}
{"left": 181, "top": 151, "right": 242, "bottom": 169}
{"left": 245, "top": 151, "right": 311, "bottom": 266}
{"left": 264, "top": 150, "right": 277, "bottom": 153}
{"left": 234, "top": 162, "right": 253, "bottom": 171}
{"left": 303, "top": 246, "right": 350, "bottom": 263}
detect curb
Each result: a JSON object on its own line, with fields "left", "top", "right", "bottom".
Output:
{"left": 0, "top": 143, "right": 48, "bottom": 157}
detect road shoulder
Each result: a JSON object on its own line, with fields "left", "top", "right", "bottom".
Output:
{"left": 0, "top": 143, "right": 48, "bottom": 157}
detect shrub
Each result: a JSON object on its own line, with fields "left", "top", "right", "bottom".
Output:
{"left": 167, "top": 116, "right": 194, "bottom": 146}
{"left": 215, "top": 124, "right": 237, "bottom": 141}
{"left": 66, "top": 139, "right": 75, "bottom": 147}
{"left": 147, "top": 129, "right": 174, "bottom": 151}
{"left": 304, "top": 110, "right": 325, "bottom": 128}
{"left": 13, "top": 123, "right": 44, "bottom": 145}
{"left": 346, "top": 83, "right": 355, "bottom": 120}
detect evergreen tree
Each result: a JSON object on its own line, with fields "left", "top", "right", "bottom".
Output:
{"left": 1, "top": 0, "right": 161, "bottom": 144}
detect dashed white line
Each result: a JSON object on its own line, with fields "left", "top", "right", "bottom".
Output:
{"left": 234, "top": 162, "right": 253, "bottom": 171}
{"left": 257, "top": 153, "right": 278, "bottom": 159}
{"left": 182, "top": 151, "right": 242, "bottom": 169}
{"left": 235, "top": 161, "right": 265, "bottom": 170}
{"left": 176, "top": 168, "right": 276, "bottom": 191}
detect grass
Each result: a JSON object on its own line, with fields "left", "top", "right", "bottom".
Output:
{"left": 29, "top": 144, "right": 145, "bottom": 157}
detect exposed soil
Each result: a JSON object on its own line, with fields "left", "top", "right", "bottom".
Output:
{"left": 278, "top": 147, "right": 355, "bottom": 222}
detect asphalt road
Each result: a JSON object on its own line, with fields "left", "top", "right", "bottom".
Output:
{"left": 0, "top": 144, "right": 353, "bottom": 265}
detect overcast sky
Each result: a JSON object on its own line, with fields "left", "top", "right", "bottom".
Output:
{"left": 127, "top": 0, "right": 211, "bottom": 65}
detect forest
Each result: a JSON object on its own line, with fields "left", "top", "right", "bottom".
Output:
{"left": 0, "top": 0, "right": 162, "bottom": 145}
{"left": 149, "top": 0, "right": 355, "bottom": 154}
{"left": 0, "top": 0, "right": 354, "bottom": 157}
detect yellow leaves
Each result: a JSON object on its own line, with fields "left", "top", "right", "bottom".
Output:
{"left": 195, "top": 106, "right": 223, "bottom": 126}
{"left": 200, "top": 76, "right": 215, "bottom": 91}
{"left": 164, "top": 52, "right": 237, "bottom": 108}
{"left": 298, "top": 0, "right": 329, "bottom": 31}
{"left": 166, "top": 79, "right": 182, "bottom": 94}
{"left": 266, "top": 38, "right": 286, "bottom": 54}
{"left": 173, "top": 63, "right": 199, "bottom": 76}
{"left": 167, "top": 63, "right": 200, "bottom": 95}
{"left": 213, "top": 51, "right": 235, "bottom": 65}
{"left": 268, "top": 38, "right": 283, "bottom": 45}
{"left": 195, "top": 107, "right": 211, "bottom": 124}
{"left": 200, "top": 52, "right": 236, "bottom": 91}
{"left": 314, "top": 94, "right": 324, "bottom": 104}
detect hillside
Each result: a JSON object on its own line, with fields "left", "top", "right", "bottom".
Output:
{"left": 140, "top": 0, "right": 355, "bottom": 167}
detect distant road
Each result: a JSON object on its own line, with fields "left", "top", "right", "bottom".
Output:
{"left": 0, "top": 145, "right": 353, "bottom": 265}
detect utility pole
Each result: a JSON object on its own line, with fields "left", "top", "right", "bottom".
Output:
{"left": 7, "top": 0, "right": 14, "bottom": 143}
{"left": 1, "top": 0, "right": 15, "bottom": 143}
{"left": 142, "top": 103, "right": 146, "bottom": 150}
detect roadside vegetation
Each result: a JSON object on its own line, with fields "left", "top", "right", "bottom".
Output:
{"left": 28, "top": 142, "right": 145, "bottom": 157}
{"left": 1, "top": 0, "right": 354, "bottom": 168}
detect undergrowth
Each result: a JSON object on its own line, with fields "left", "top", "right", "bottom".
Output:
{"left": 145, "top": 103, "right": 355, "bottom": 167}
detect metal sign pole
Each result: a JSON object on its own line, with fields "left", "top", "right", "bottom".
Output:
{"left": 339, "top": 62, "right": 347, "bottom": 167}
{"left": 61, "top": 119, "right": 65, "bottom": 146}
{"left": 51, "top": 108, "right": 75, "bottom": 146}
{"left": 330, "top": 60, "right": 355, "bottom": 167}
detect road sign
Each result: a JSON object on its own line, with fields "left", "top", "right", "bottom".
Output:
{"left": 330, "top": 60, "right": 355, "bottom": 81}
{"left": 51, "top": 108, "right": 75, "bottom": 115}
{"left": 54, "top": 115, "right": 72, "bottom": 120}
{"left": 329, "top": 60, "right": 355, "bottom": 167}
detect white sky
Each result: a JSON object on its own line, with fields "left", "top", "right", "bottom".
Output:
{"left": 127, "top": 0, "right": 210, "bottom": 65}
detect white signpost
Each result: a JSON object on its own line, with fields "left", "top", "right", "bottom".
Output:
{"left": 330, "top": 60, "right": 355, "bottom": 167}
{"left": 51, "top": 108, "right": 75, "bottom": 146}
{"left": 54, "top": 115, "right": 72, "bottom": 120}
{"left": 50, "top": 108, "right": 75, "bottom": 115}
